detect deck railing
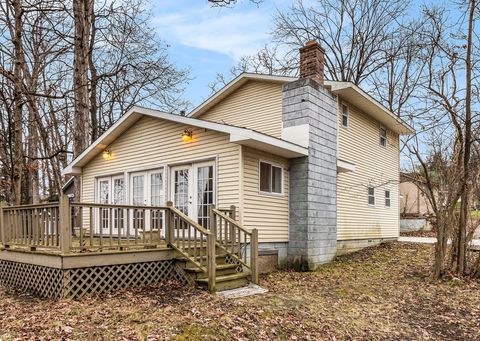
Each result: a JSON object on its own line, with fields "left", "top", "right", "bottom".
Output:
{"left": 70, "top": 202, "right": 168, "bottom": 252}
{"left": 165, "top": 202, "right": 217, "bottom": 292}
{"left": 0, "top": 198, "right": 258, "bottom": 292}
{"left": 210, "top": 205, "right": 259, "bottom": 284}
{"left": 0, "top": 202, "right": 61, "bottom": 250}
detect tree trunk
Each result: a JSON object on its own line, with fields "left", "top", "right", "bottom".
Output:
{"left": 457, "top": 0, "right": 475, "bottom": 275}
{"left": 73, "top": 0, "right": 93, "bottom": 202}
{"left": 11, "top": 0, "right": 24, "bottom": 205}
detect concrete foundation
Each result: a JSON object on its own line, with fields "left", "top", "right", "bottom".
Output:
{"left": 400, "top": 219, "right": 431, "bottom": 232}
{"left": 336, "top": 238, "right": 397, "bottom": 256}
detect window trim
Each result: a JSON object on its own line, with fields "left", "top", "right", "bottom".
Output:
{"left": 367, "top": 186, "right": 375, "bottom": 207}
{"left": 258, "top": 160, "right": 284, "bottom": 196}
{"left": 379, "top": 125, "right": 387, "bottom": 147}
{"left": 341, "top": 103, "right": 349, "bottom": 128}
{"left": 384, "top": 189, "right": 391, "bottom": 208}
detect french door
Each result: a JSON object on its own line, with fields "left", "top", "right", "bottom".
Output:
{"left": 170, "top": 161, "right": 215, "bottom": 229}
{"left": 130, "top": 169, "right": 165, "bottom": 236}
{"left": 96, "top": 175, "right": 125, "bottom": 234}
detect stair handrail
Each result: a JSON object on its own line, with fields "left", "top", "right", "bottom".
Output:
{"left": 166, "top": 202, "right": 216, "bottom": 292}
{"left": 210, "top": 206, "right": 258, "bottom": 284}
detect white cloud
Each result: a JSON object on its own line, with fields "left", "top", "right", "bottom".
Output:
{"left": 152, "top": 4, "right": 272, "bottom": 59}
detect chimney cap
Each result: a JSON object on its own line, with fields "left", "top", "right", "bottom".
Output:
{"left": 300, "top": 40, "right": 325, "bottom": 52}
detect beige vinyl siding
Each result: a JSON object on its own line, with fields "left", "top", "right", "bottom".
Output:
{"left": 241, "top": 147, "right": 289, "bottom": 243}
{"left": 337, "top": 101, "right": 400, "bottom": 240}
{"left": 81, "top": 116, "right": 241, "bottom": 210}
{"left": 200, "top": 81, "right": 283, "bottom": 138}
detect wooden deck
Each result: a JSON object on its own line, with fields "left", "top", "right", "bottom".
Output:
{"left": 0, "top": 198, "right": 259, "bottom": 298}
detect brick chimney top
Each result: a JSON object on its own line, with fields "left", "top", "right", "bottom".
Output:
{"left": 299, "top": 40, "right": 325, "bottom": 85}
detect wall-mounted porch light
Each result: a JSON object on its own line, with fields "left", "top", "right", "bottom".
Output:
{"left": 102, "top": 149, "right": 112, "bottom": 160}
{"left": 181, "top": 129, "right": 193, "bottom": 143}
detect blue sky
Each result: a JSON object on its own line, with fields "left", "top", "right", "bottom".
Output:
{"left": 151, "top": 0, "right": 291, "bottom": 108}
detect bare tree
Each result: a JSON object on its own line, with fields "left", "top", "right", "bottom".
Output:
{"left": 406, "top": 0, "right": 480, "bottom": 278}
{"left": 0, "top": 0, "right": 188, "bottom": 204}
{"left": 273, "top": 0, "right": 410, "bottom": 85}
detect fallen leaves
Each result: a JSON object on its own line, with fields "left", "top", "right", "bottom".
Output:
{"left": 0, "top": 243, "right": 479, "bottom": 340}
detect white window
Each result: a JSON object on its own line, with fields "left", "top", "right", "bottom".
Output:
{"left": 259, "top": 161, "right": 283, "bottom": 195}
{"left": 368, "top": 186, "right": 375, "bottom": 206}
{"left": 380, "top": 126, "right": 387, "bottom": 147}
{"left": 385, "top": 189, "right": 391, "bottom": 207}
{"left": 342, "top": 104, "right": 349, "bottom": 127}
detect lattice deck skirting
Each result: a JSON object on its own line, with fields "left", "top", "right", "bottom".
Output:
{"left": 0, "top": 260, "right": 190, "bottom": 299}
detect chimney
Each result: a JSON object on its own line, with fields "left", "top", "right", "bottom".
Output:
{"left": 299, "top": 40, "right": 325, "bottom": 84}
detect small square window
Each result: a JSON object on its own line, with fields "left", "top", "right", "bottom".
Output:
{"left": 368, "top": 186, "right": 375, "bottom": 206}
{"left": 385, "top": 190, "right": 391, "bottom": 207}
{"left": 259, "top": 161, "right": 283, "bottom": 195}
{"left": 342, "top": 104, "right": 349, "bottom": 127}
{"left": 380, "top": 126, "right": 387, "bottom": 147}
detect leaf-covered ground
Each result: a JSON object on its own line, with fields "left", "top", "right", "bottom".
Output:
{"left": 1, "top": 243, "right": 479, "bottom": 340}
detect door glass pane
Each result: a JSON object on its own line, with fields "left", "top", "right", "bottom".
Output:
{"left": 99, "top": 180, "right": 109, "bottom": 230}
{"left": 151, "top": 172, "right": 164, "bottom": 230}
{"left": 174, "top": 169, "right": 189, "bottom": 215}
{"left": 132, "top": 175, "right": 144, "bottom": 229}
{"left": 132, "top": 175, "right": 144, "bottom": 205}
{"left": 151, "top": 172, "right": 164, "bottom": 206}
{"left": 99, "top": 180, "right": 109, "bottom": 204}
{"left": 113, "top": 178, "right": 125, "bottom": 231}
{"left": 197, "top": 165, "right": 214, "bottom": 227}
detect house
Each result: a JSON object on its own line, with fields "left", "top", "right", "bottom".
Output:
{"left": 399, "top": 173, "right": 433, "bottom": 232}
{"left": 400, "top": 173, "right": 431, "bottom": 217}
{"left": 63, "top": 40, "right": 414, "bottom": 270}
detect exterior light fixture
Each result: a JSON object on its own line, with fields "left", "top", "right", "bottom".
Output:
{"left": 182, "top": 129, "right": 193, "bottom": 142}
{"left": 102, "top": 149, "right": 112, "bottom": 160}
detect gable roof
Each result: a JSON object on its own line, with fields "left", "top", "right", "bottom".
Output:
{"left": 188, "top": 73, "right": 295, "bottom": 119}
{"left": 63, "top": 106, "right": 309, "bottom": 175}
{"left": 188, "top": 73, "right": 414, "bottom": 135}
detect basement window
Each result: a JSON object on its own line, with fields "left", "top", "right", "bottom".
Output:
{"left": 385, "top": 189, "right": 391, "bottom": 207}
{"left": 380, "top": 126, "right": 387, "bottom": 147}
{"left": 368, "top": 186, "right": 375, "bottom": 206}
{"left": 342, "top": 104, "right": 349, "bottom": 127}
{"left": 260, "top": 161, "right": 283, "bottom": 195}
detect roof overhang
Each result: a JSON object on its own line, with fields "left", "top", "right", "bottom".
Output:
{"left": 63, "top": 106, "right": 308, "bottom": 176}
{"left": 324, "top": 81, "right": 415, "bottom": 135}
{"left": 189, "top": 72, "right": 414, "bottom": 135}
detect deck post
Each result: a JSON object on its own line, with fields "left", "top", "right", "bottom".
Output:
{"left": 59, "top": 195, "right": 71, "bottom": 254}
{"left": 0, "top": 203, "right": 5, "bottom": 247}
{"left": 229, "top": 205, "right": 236, "bottom": 220}
{"left": 209, "top": 204, "right": 216, "bottom": 236}
{"left": 207, "top": 232, "right": 216, "bottom": 293}
{"left": 251, "top": 228, "right": 259, "bottom": 284}
{"left": 229, "top": 205, "right": 236, "bottom": 244}
{"left": 166, "top": 201, "right": 174, "bottom": 245}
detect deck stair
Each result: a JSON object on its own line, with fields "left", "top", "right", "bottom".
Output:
{"left": 166, "top": 203, "right": 258, "bottom": 292}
